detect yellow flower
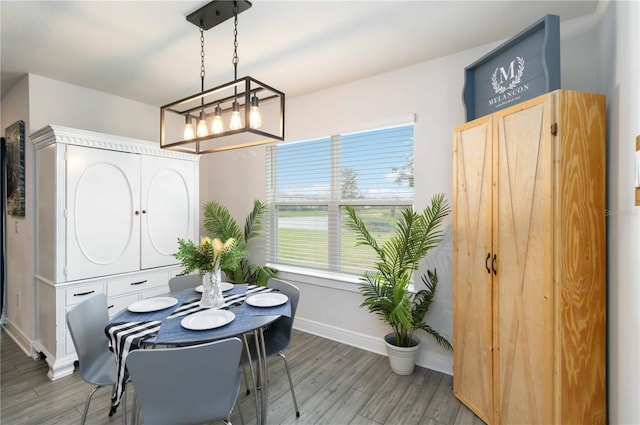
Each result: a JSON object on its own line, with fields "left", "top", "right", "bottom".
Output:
{"left": 212, "top": 238, "right": 224, "bottom": 255}
{"left": 200, "top": 236, "right": 211, "bottom": 247}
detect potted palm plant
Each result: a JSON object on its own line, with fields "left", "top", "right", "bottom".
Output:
{"left": 202, "top": 199, "right": 278, "bottom": 286}
{"left": 344, "top": 193, "right": 453, "bottom": 375}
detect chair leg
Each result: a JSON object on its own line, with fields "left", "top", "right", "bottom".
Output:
{"left": 81, "top": 385, "right": 104, "bottom": 425}
{"left": 278, "top": 351, "right": 300, "bottom": 417}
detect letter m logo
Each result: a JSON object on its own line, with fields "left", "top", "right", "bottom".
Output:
{"left": 498, "top": 60, "right": 516, "bottom": 83}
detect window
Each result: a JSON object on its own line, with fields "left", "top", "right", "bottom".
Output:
{"left": 266, "top": 123, "right": 414, "bottom": 277}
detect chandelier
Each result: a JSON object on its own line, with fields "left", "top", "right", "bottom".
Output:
{"left": 161, "top": 0, "right": 285, "bottom": 154}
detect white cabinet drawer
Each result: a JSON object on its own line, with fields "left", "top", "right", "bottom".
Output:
{"left": 108, "top": 271, "right": 167, "bottom": 297}
{"left": 107, "top": 293, "right": 139, "bottom": 318}
{"left": 65, "top": 283, "right": 105, "bottom": 306}
{"left": 141, "top": 286, "right": 169, "bottom": 299}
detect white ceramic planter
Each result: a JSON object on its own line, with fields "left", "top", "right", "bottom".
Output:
{"left": 384, "top": 333, "right": 421, "bottom": 375}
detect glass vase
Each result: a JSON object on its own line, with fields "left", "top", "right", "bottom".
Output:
{"left": 200, "top": 269, "right": 224, "bottom": 308}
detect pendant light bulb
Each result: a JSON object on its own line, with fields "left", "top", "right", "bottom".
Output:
{"left": 183, "top": 115, "right": 195, "bottom": 140}
{"left": 230, "top": 101, "right": 242, "bottom": 130}
{"left": 196, "top": 111, "right": 208, "bottom": 137}
{"left": 249, "top": 94, "right": 262, "bottom": 129}
{"left": 211, "top": 105, "right": 224, "bottom": 134}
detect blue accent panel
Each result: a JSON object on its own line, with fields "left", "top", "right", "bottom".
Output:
{"left": 463, "top": 15, "right": 561, "bottom": 122}
{"left": 543, "top": 15, "right": 561, "bottom": 91}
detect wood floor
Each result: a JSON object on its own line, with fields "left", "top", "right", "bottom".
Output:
{"left": 1, "top": 328, "right": 484, "bottom": 425}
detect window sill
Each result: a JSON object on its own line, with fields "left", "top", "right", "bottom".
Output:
{"left": 268, "top": 264, "right": 362, "bottom": 293}
{"left": 268, "top": 263, "right": 416, "bottom": 294}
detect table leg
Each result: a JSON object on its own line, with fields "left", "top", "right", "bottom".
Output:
{"left": 253, "top": 329, "right": 265, "bottom": 425}
{"left": 258, "top": 328, "right": 269, "bottom": 425}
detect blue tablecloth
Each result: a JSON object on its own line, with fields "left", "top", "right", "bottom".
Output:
{"left": 106, "top": 283, "right": 291, "bottom": 412}
{"left": 155, "top": 284, "right": 291, "bottom": 344}
{"left": 111, "top": 284, "right": 290, "bottom": 325}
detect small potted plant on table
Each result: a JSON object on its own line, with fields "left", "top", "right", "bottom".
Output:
{"left": 174, "top": 236, "right": 242, "bottom": 307}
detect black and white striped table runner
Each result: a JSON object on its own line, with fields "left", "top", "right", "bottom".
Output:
{"left": 105, "top": 320, "right": 162, "bottom": 414}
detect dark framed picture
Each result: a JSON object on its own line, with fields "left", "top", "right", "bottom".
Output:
{"left": 6, "top": 120, "right": 25, "bottom": 217}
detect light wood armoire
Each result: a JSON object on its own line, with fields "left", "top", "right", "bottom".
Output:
{"left": 452, "top": 90, "right": 606, "bottom": 424}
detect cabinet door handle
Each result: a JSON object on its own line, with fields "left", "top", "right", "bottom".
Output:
{"left": 176, "top": 272, "right": 186, "bottom": 277}
{"left": 108, "top": 305, "right": 114, "bottom": 309}
{"left": 73, "top": 290, "right": 95, "bottom": 297}
{"left": 142, "top": 210, "right": 147, "bottom": 214}
{"left": 485, "top": 253, "right": 491, "bottom": 274}
{"left": 130, "top": 280, "right": 147, "bottom": 286}
{"left": 492, "top": 254, "right": 497, "bottom": 275}
{"left": 134, "top": 210, "right": 140, "bottom": 215}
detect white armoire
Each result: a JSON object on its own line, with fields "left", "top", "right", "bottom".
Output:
{"left": 453, "top": 90, "right": 606, "bottom": 424}
{"left": 31, "top": 125, "right": 199, "bottom": 379}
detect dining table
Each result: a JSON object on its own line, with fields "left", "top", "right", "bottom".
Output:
{"left": 105, "top": 283, "right": 291, "bottom": 425}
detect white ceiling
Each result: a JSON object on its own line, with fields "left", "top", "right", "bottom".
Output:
{"left": 1, "top": 1, "right": 599, "bottom": 107}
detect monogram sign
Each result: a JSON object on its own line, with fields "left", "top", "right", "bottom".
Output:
{"left": 463, "top": 15, "right": 560, "bottom": 121}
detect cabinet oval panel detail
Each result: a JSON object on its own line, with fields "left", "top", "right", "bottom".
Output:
{"left": 145, "top": 168, "right": 190, "bottom": 255}
{"left": 74, "top": 162, "right": 135, "bottom": 265}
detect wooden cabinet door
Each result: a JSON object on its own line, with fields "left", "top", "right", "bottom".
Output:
{"left": 66, "top": 146, "right": 141, "bottom": 280}
{"left": 493, "top": 95, "right": 554, "bottom": 425}
{"left": 453, "top": 115, "right": 494, "bottom": 424}
{"left": 140, "top": 156, "right": 197, "bottom": 269}
{"left": 454, "top": 90, "right": 606, "bottom": 424}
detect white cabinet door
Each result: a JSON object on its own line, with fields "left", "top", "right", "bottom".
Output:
{"left": 140, "top": 156, "right": 196, "bottom": 269}
{"left": 66, "top": 146, "right": 141, "bottom": 280}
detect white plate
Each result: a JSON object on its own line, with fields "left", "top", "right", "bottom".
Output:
{"left": 246, "top": 292, "right": 289, "bottom": 308}
{"left": 181, "top": 309, "right": 235, "bottom": 331}
{"left": 195, "top": 282, "right": 234, "bottom": 293}
{"left": 128, "top": 297, "right": 178, "bottom": 313}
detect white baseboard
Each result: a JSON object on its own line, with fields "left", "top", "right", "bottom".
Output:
{"left": 2, "top": 319, "right": 38, "bottom": 359}
{"left": 294, "top": 317, "right": 452, "bottom": 376}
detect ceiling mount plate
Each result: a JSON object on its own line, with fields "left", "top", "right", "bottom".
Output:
{"left": 186, "top": 0, "right": 252, "bottom": 31}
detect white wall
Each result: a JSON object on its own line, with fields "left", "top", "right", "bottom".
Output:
{"left": 28, "top": 74, "right": 159, "bottom": 141}
{"left": 597, "top": 1, "right": 640, "bottom": 424}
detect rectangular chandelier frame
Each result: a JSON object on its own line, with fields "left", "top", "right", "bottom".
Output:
{"left": 161, "top": 76, "right": 285, "bottom": 154}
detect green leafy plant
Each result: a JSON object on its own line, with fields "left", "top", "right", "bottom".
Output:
{"left": 344, "top": 193, "right": 453, "bottom": 350}
{"left": 173, "top": 237, "right": 245, "bottom": 275}
{"left": 202, "top": 199, "right": 277, "bottom": 285}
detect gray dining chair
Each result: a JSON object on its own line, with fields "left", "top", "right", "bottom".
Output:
{"left": 167, "top": 274, "right": 201, "bottom": 292}
{"left": 242, "top": 278, "right": 300, "bottom": 417}
{"left": 66, "top": 293, "right": 127, "bottom": 425}
{"left": 168, "top": 271, "right": 227, "bottom": 293}
{"left": 126, "top": 337, "right": 244, "bottom": 425}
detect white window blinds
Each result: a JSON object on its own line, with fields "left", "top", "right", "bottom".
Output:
{"left": 266, "top": 122, "right": 414, "bottom": 276}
